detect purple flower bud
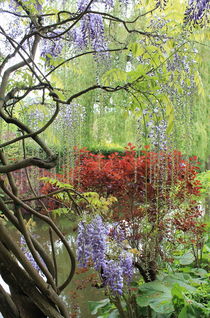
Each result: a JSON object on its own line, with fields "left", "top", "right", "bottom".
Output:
{"left": 76, "top": 221, "right": 92, "bottom": 267}
{"left": 120, "top": 253, "right": 133, "bottom": 283}
{"left": 41, "top": 32, "right": 63, "bottom": 59}
{"left": 184, "top": 0, "right": 210, "bottom": 25}
{"left": 20, "top": 236, "right": 40, "bottom": 272}
{"left": 76, "top": 216, "right": 134, "bottom": 295}
{"left": 87, "top": 215, "right": 108, "bottom": 270}
{"left": 77, "top": 216, "right": 108, "bottom": 269}
{"left": 109, "top": 223, "right": 126, "bottom": 242}
{"left": 102, "top": 260, "right": 124, "bottom": 295}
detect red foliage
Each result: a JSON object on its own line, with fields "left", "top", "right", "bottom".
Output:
{"left": 38, "top": 144, "right": 205, "bottom": 243}
{"left": 71, "top": 145, "right": 202, "bottom": 225}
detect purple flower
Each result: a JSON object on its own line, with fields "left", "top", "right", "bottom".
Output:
{"left": 76, "top": 216, "right": 134, "bottom": 295}
{"left": 75, "top": 0, "right": 128, "bottom": 54}
{"left": 102, "top": 260, "right": 124, "bottom": 295}
{"left": 120, "top": 253, "right": 133, "bottom": 283}
{"left": 41, "top": 32, "right": 64, "bottom": 59}
{"left": 109, "top": 223, "right": 126, "bottom": 242}
{"left": 72, "top": 28, "right": 87, "bottom": 49}
{"left": 87, "top": 215, "right": 108, "bottom": 270}
{"left": 76, "top": 216, "right": 108, "bottom": 269}
{"left": 77, "top": 0, "right": 91, "bottom": 11}
{"left": 119, "top": 0, "right": 129, "bottom": 4}
{"left": 20, "top": 236, "right": 40, "bottom": 272}
{"left": 77, "top": 221, "right": 92, "bottom": 267}
{"left": 102, "top": 252, "right": 133, "bottom": 295}
{"left": 77, "top": 0, "right": 115, "bottom": 11}
{"left": 184, "top": 0, "right": 210, "bottom": 25}
{"left": 75, "top": 12, "right": 107, "bottom": 53}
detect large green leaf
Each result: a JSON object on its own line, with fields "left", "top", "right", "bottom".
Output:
{"left": 137, "top": 281, "right": 174, "bottom": 314}
{"left": 178, "top": 306, "right": 188, "bottom": 318}
{"left": 163, "top": 273, "right": 196, "bottom": 292}
{"left": 178, "top": 252, "right": 195, "bottom": 265}
{"left": 107, "top": 309, "right": 120, "bottom": 318}
{"left": 176, "top": 252, "right": 195, "bottom": 265}
{"left": 89, "top": 299, "right": 111, "bottom": 315}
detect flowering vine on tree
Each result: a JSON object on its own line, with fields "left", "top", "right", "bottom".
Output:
{"left": 77, "top": 215, "right": 134, "bottom": 295}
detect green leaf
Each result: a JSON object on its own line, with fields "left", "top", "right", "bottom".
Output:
{"left": 54, "top": 89, "right": 65, "bottom": 100}
{"left": 194, "top": 71, "right": 205, "bottom": 97}
{"left": 193, "top": 268, "right": 208, "bottom": 278}
{"left": 107, "top": 309, "right": 120, "bottom": 318}
{"left": 102, "top": 68, "right": 127, "bottom": 85}
{"left": 166, "top": 115, "right": 174, "bottom": 135}
{"left": 178, "top": 252, "right": 195, "bottom": 265}
{"left": 89, "top": 299, "right": 110, "bottom": 315}
{"left": 137, "top": 281, "right": 174, "bottom": 314}
{"left": 51, "top": 208, "right": 69, "bottom": 216}
{"left": 178, "top": 306, "right": 188, "bottom": 318}
{"left": 136, "top": 295, "right": 150, "bottom": 307}
{"left": 128, "top": 42, "right": 144, "bottom": 57}
{"left": 150, "top": 301, "right": 174, "bottom": 314}
{"left": 171, "top": 284, "right": 184, "bottom": 300}
{"left": 163, "top": 273, "right": 196, "bottom": 292}
{"left": 50, "top": 73, "right": 64, "bottom": 89}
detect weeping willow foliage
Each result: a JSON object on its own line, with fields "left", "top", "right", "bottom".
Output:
{"left": 191, "top": 44, "right": 210, "bottom": 161}
{"left": 8, "top": 0, "right": 209, "bottom": 165}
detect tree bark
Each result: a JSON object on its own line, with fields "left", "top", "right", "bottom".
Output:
{"left": 0, "top": 284, "right": 19, "bottom": 318}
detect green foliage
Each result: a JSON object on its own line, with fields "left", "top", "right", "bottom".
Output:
{"left": 90, "top": 269, "right": 210, "bottom": 318}
{"left": 137, "top": 280, "right": 174, "bottom": 314}
{"left": 82, "top": 192, "right": 117, "bottom": 216}
{"left": 196, "top": 170, "right": 210, "bottom": 196}
{"left": 174, "top": 252, "right": 195, "bottom": 266}
{"left": 51, "top": 207, "right": 69, "bottom": 216}
{"left": 102, "top": 69, "right": 127, "bottom": 86}
{"left": 40, "top": 177, "right": 73, "bottom": 190}
{"left": 89, "top": 299, "right": 120, "bottom": 318}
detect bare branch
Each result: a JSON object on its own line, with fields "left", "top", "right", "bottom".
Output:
{"left": 0, "top": 156, "right": 57, "bottom": 173}
{"left": 0, "top": 102, "right": 60, "bottom": 148}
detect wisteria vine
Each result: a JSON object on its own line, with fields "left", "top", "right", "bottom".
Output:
{"left": 76, "top": 215, "right": 134, "bottom": 295}
{"left": 184, "top": 0, "right": 210, "bottom": 26}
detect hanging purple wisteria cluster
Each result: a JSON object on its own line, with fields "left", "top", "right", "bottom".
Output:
{"left": 73, "top": 11, "right": 107, "bottom": 52}
{"left": 184, "top": 0, "right": 210, "bottom": 25}
{"left": 73, "top": 0, "right": 128, "bottom": 53}
{"left": 41, "top": 32, "right": 64, "bottom": 60}
{"left": 76, "top": 215, "right": 134, "bottom": 295}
